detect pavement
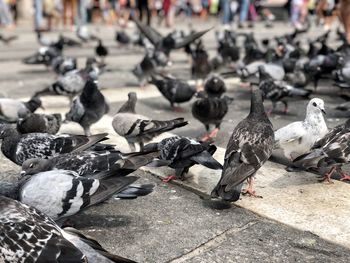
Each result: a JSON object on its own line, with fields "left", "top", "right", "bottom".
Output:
{"left": 1, "top": 18, "right": 350, "bottom": 262}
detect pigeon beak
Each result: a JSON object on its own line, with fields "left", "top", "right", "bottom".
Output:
{"left": 321, "top": 108, "right": 326, "bottom": 115}
{"left": 20, "top": 171, "right": 26, "bottom": 177}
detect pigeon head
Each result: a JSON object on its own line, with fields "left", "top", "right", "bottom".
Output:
{"left": 258, "top": 66, "right": 271, "bottom": 81}
{"left": 307, "top": 98, "right": 326, "bottom": 115}
{"left": 21, "top": 158, "right": 53, "bottom": 177}
{"left": 0, "top": 126, "right": 16, "bottom": 139}
{"left": 118, "top": 92, "right": 137, "bottom": 113}
{"left": 25, "top": 96, "right": 42, "bottom": 112}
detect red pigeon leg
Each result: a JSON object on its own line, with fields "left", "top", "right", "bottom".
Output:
{"left": 319, "top": 166, "right": 336, "bottom": 184}
{"left": 161, "top": 175, "right": 176, "bottom": 183}
{"left": 242, "top": 177, "right": 263, "bottom": 198}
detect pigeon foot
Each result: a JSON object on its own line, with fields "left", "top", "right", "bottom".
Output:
{"left": 209, "top": 128, "right": 219, "bottom": 138}
{"left": 318, "top": 167, "right": 336, "bottom": 184}
{"left": 200, "top": 133, "right": 210, "bottom": 141}
{"left": 161, "top": 175, "right": 176, "bottom": 183}
{"left": 241, "top": 188, "right": 262, "bottom": 198}
{"left": 339, "top": 171, "right": 350, "bottom": 181}
{"left": 172, "top": 106, "right": 183, "bottom": 113}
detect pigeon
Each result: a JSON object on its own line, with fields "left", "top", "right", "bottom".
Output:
{"left": 0, "top": 97, "right": 42, "bottom": 123}
{"left": 0, "top": 195, "right": 136, "bottom": 262}
{"left": 34, "top": 58, "right": 100, "bottom": 103}
{"left": 22, "top": 45, "right": 62, "bottom": 67}
{"left": 293, "top": 119, "right": 350, "bottom": 183}
{"left": 115, "top": 30, "right": 131, "bottom": 45}
{"left": 95, "top": 39, "right": 108, "bottom": 63}
{"left": 76, "top": 26, "right": 98, "bottom": 42}
{"left": 192, "top": 92, "right": 233, "bottom": 141}
{"left": 0, "top": 167, "right": 154, "bottom": 221}
{"left": 0, "top": 126, "right": 109, "bottom": 165}
{"left": 211, "top": 88, "right": 274, "bottom": 201}
{"left": 112, "top": 92, "right": 188, "bottom": 151}
{"left": 132, "top": 16, "right": 211, "bottom": 56}
{"left": 141, "top": 136, "right": 222, "bottom": 182}
{"left": 50, "top": 55, "right": 77, "bottom": 75}
{"left": 0, "top": 34, "right": 17, "bottom": 44}
{"left": 132, "top": 52, "right": 159, "bottom": 87}
{"left": 257, "top": 66, "right": 311, "bottom": 114}
{"left": 274, "top": 98, "right": 328, "bottom": 160}
{"left": 149, "top": 74, "right": 196, "bottom": 111}
{"left": 204, "top": 75, "right": 227, "bottom": 98}
{"left": 17, "top": 113, "right": 62, "bottom": 134}
{"left": 191, "top": 42, "right": 212, "bottom": 80}
{"left": 65, "top": 80, "right": 109, "bottom": 135}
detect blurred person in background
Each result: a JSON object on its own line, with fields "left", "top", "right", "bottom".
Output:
{"left": 0, "top": 0, "right": 14, "bottom": 28}
{"left": 290, "top": 0, "right": 304, "bottom": 28}
{"left": 238, "top": 0, "right": 250, "bottom": 28}
{"left": 163, "top": 0, "right": 175, "bottom": 27}
{"left": 33, "top": 0, "right": 44, "bottom": 31}
{"left": 220, "top": 0, "right": 232, "bottom": 26}
{"left": 339, "top": 0, "right": 350, "bottom": 42}
{"left": 63, "top": 0, "right": 77, "bottom": 27}
{"left": 137, "top": 0, "right": 151, "bottom": 25}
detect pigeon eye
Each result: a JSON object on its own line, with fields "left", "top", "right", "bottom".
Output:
{"left": 29, "top": 163, "right": 34, "bottom": 168}
{"left": 312, "top": 102, "right": 317, "bottom": 107}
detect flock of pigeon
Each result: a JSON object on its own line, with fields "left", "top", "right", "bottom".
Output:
{"left": 1, "top": 18, "right": 350, "bottom": 262}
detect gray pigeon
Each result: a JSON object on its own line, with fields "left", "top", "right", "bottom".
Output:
{"left": 211, "top": 88, "right": 274, "bottom": 201}
{"left": 293, "top": 119, "right": 350, "bottom": 183}
{"left": 65, "top": 80, "right": 109, "bottom": 135}
{"left": 0, "top": 168, "right": 154, "bottom": 221}
{"left": 112, "top": 92, "right": 188, "bottom": 151}
{"left": 149, "top": 74, "right": 196, "bottom": 111}
{"left": 192, "top": 92, "right": 233, "bottom": 141}
{"left": 0, "top": 97, "right": 42, "bottom": 123}
{"left": 0, "top": 126, "right": 109, "bottom": 165}
{"left": 17, "top": 113, "right": 62, "bottom": 134}
{"left": 141, "top": 136, "right": 222, "bottom": 182}
{"left": 34, "top": 58, "right": 100, "bottom": 103}
{"left": 0, "top": 196, "right": 136, "bottom": 262}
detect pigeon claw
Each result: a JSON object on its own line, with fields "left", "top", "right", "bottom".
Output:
{"left": 339, "top": 171, "right": 350, "bottom": 181}
{"left": 209, "top": 128, "right": 219, "bottom": 138}
{"left": 319, "top": 167, "right": 335, "bottom": 184}
{"left": 200, "top": 133, "right": 210, "bottom": 142}
{"left": 172, "top": 106, "right": 183, "bottom": 113}
{"left": 241, "top": 188, "right": 263, "bottom": 198}
{"left": 161, "top": 175, "right": 176, "bottom": 183}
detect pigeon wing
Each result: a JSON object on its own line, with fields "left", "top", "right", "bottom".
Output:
{"left": 174, "top": 28, "right": 212, "bottom": 49}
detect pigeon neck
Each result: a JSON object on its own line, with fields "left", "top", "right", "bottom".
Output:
{"left": 305, "top": 108, "right": 325, "bottom": 126}
{"left": 118, "top": 99, "right": 136, "bottom": 114}
{"left": 1, "top": 129, "right": 21, "bottom": 163}
{"left": 248, "top": 90, "right": 268, "bottom": 120}
{"left": 0, "top": 182, "right": 20, "bottom": 200}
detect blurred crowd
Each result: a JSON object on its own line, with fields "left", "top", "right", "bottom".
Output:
{"left": 0, "top": 0, "right": 349, "bottom": 40}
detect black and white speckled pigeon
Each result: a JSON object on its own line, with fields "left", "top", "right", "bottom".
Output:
{"left": 0, "top": 126, "right": 109, "bottom": 165}
{"left": 21, "top": 150, "right": 123, "bottom": 177}
{"left": 112, "top": 92, "right": 188, "bottom": 151}
{"left": 149, "top": 74, "right": 196, "bottom": 111}
{"left": 142, "top": 136, "right": 222, "bottom": 182}
{"left": 191, "top": 42, "right": 212, "bottom": 79}
{"left": 65, "top": 80, "right": 109, "bottom": 135}
{"left": 211, "top": 88, "right": 274, "bottom": 201}
{"left": 204, "top": 74, "right": 227, "bottom": 98}
{"left": 0, "top": 97, "right": 42, "bottom": 123}
{"left": 17, "top": 113, "right": 62, "bottom": 134}
{"left": 0, "top": 196, "right": 136, "bottom": 262}
{"left": 0, "top": 167, "right": 154, "bottom": 221}
{"left": 293, "top": 119, "right": 350, "bottom": 183}
{"left": 192, "top": 92, "right": 233, "bottom": 141}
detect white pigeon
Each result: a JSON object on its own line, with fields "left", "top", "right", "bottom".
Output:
{"left": 274, "top": 98, "right": 328, "bottom": 160}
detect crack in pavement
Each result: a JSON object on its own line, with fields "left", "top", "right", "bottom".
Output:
{"left": 167, "top": 220, "right": 259, "bottom": 263}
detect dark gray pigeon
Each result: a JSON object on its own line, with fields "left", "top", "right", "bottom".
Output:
{"left": 0, "top": 126, "right": 109, "bottom": 165}
{"left": 0, "top": 97, "right": 42, "bottom": 123}
{"left": 0, "top": 196, "right": 136, "bottom": 262}
{"left": 17, "top": 113, "right": 62, "bottom": 134}
{"left": 0, "top": 167, "right": 154, "bottom": 221}
{"left": 112, "top": 92, "right": 188, "bottom": 151}
{"left": 293, "top": 119, "right": 350, "bottom": 183}
{"left": 141, "top": 136, "right": 222, "bottom": 182}
{"left": 149, "top": 74, "right": 196, "bottom": 111}
{"left": 211, "top": 88, "right": 274, "bottom": 201}
{"left": 65, "top": 80, "right": 109, "bottom": 135}
{"left": 192, "top": 92, "right": 233, "bottom": 141}
{"left": 95, "top": 39, "right": 108, "bottom": 63}
{"left": 204, "top": 74, "right": 227, "bottom": 98}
